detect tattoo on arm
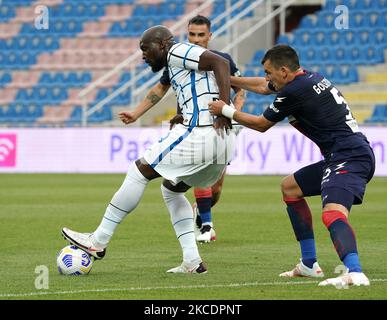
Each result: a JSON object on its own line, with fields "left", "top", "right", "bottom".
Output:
{"left": 147, "top": 92, "right": 161, "bottom": 105}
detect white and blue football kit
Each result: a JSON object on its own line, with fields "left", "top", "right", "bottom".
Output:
{"left": 143, "top": 43, "right": 237, "bottom": 187}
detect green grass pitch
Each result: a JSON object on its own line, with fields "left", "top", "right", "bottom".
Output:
{"left": 0, "top": 174, "right": 386, "bottom": 300}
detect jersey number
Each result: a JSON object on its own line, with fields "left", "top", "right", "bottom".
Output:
{"left": 330, "top": 87, "right": 359, "bottom": 133}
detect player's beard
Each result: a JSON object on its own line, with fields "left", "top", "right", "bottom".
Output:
{"left": 150, "top": 58, "right": 165, "bottom": 72}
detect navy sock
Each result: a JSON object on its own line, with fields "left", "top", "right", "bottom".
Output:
{"left": 300, "top": 239, "right": 317, "bottom": 268}
{"left": 326, "top": 216, "right": 361, "bottom": 272}
{"left": 196, "top": 197, "right": 212, "bottom": 225}
{"left": 285, "top": 198, "right": 317, "bottom": 266}
{"left": 343, "top": 253, "right": 362, "bottom": 273}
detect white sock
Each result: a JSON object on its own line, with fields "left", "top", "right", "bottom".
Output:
{"left": 93, "top": 163, "right": 149, "bottom": 246}
{"left": 161, "top": 185, "right": 201, "bottom": 265}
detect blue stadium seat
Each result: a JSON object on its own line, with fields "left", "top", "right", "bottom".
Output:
{"left": 51, "top": 87, "right": 68, "bottom": 102}
{"left": 276, "top": 34, "right": 292, "bottom": 45}
{"left": 372, "top": 0, "right": 387, "bottom": 9}
{"left": 0, "top": 72, "right": 12, "bottom": 85}
{"left": 342, "top": 30, "right": 356, "bottom": 46}
{"left": 327, "top": 30, "right": 343, "bottom": 46}
{"left": 346, "top": 65, "right": 359, "bottom": 82}
{"left": 316, "top": 46, "right": 334, "bottom": 63}
{"left": 333, "top": 46, "right": 347, "bottom": 63}
{"left": 349, "top": 11, "right": 366, "bottom": 28}
{"left": 316, "top": 12, "right": 335, "bottom": 28}
{"left": 3, "top": 104, "right": 18, "bottom": 122}
{"left": 293, "top": 30, "right": 312, "bottom": 46}
{"left": 299, "top": 15, "right": 316, "bottom": 28}
{"left": 364, "top": 104, "right": 387, "bottom": 123}
{"left": 311, "top": 29, "right": 328, "bottom": 46}
{"left": 80, "top": 72, "right": 92, "bottom": 84}
{"left": 0, "top": 4, "right": 15, "bottom": 23}
{"left": 305, "top": 47, "right": 318, "bottom": 62}
{"left": 371, "top": 28, "right": 387, "bottom": 47}
{"left": 364, "top": 45, "right": 384, "bottom": 64}
{"left": 324, "top": 0, "right": 342, "bottom": 10}
{"left": 364, "top": 11, "right": 380, "bottom": 28}
{"left": 53, "top": 73, "right": 66, "bottom": 84}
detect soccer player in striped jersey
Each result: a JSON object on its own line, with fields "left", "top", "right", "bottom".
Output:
{"left": 113, "top": 15, "right": 246, "bottom": 243}
{"left": 209, "top": 45, "right": 375, "bottom": 287}
{"left": 166, "top": 15, "right": 245, "bottom": 243}
{"left": 62, "top": 26, "right": 238, "bottom": 274}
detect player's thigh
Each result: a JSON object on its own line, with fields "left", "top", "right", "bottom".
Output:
{"left": 162, "top": 179, "right": 191, "bottom": 193}
{"left": 292, "top": 160, "right": 325, "bottom": 197}
{"left": 135, "top": 158, "right": 161, "bottom": 180}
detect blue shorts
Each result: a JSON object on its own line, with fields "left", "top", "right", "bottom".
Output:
{"left": 294, "top": 145, "right": 375, "bottom": 210}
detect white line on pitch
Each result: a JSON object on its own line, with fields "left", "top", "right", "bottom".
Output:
{"left": 1, "top": 278, "right": 386, "bottom": 298}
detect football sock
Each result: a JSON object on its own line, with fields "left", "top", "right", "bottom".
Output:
{"left": 194, "top": 188, "right": 213, "bottom": 227}
{"left": 161, "top": 185, "right": 201, "bottom": 265}
{"left": 284, "top": 197, "right": 316, "bottom": 268}
{"left": 93, "top": 163, "right": 148, "bottom": 246}
{"left": 322, "top": 210, "right": 362, "bottom": 272}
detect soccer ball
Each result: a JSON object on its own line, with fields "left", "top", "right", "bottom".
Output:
{"left": 56, "top": 245, "right": 93, "bottom": 275}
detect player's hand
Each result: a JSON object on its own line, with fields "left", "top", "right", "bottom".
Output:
{"left": 208, "top": 100, "right": 226, "bottom": 116}
{"left": 213, "top": 117, "right": 232, "bottom": 138}
{"left": 169, "top": 114, "right": 184, "bottom": 130}
{"left": 118, "top": 111, "right": 138, "bottom": 125}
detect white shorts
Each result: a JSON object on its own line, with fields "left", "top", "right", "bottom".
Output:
{"left": 143, "top": 124, "right": 236, "bottom": 187}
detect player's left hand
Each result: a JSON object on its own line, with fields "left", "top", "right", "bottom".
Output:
{"left": 119, "top": 111, "right": 137, "bottom": 125}
{"left": 208, "top": 100, "right": 226, "bottom": 116}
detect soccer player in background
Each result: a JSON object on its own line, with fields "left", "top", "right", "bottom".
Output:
{"left": 209, "top": 44, "right": 375, "bottom": 287}
{"left": 117, "top": 15, "right": 246, "bottom": 243}
{"left": 62, "top": 25, "right": 238, "bottom": 274}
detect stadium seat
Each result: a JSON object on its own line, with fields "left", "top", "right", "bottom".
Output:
{"left": 299, "top": 15, "right": 316, "bottom": 28}
{"left": 3, "top": 104, "right": 18, "bottom": 122}
{"left": 364, "top": 104, "right": 387, "bottom": 123}
{"left": 371, "top": 28, "right": 387, "bottom": 47}
{"left": 311, "top": 29, "right": 328, "bottom": 46}
{"left": 349, "top": 11, "right": 366, "bottom": 28}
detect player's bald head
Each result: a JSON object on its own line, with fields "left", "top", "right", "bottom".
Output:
{"left": 141, "top": 25, "right": 174, "bottom": 45}
{"left": 140, "top": 26, "right": 175, "bottom": 73}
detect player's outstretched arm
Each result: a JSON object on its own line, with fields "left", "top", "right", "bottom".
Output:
{"left": 230, "top": 76, "right": 273, "bottom": 95}
{"left": 119, "top": 82, "right": 171, "bottom": 125}
{"left": 208, "top": 99, "right": 275, "bottom": 132}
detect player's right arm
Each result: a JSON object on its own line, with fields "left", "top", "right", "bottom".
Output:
{"left": 119, "top": 82, "right": 170, "bottom": 125}
{"left": 199, "top": 51, "right": 231, "bottom": 103}
{"left": 198, "top": 51, "right": 232, "bottom": 129}
{"left": 230, "top": 76, "right": 274, "bottom": 95}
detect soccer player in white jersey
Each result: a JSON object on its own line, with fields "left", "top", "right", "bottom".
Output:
{"left": 116, "top": 15, "right": 246, "bottom": 243}
{"left": 61, "top": 26, "right": 237, "bottom": 274}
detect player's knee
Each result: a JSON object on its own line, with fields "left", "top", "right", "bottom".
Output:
{"left": 321, "top": 209, "right": 347, "bottom": 228}
{"left": 281, "top": 175, "right": 299, "bottom": 197}
{"left": 194, "top": 187, "right": 212, "bottom": 198}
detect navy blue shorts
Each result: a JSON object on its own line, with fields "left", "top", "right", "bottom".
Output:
{"left": 294, "top": 146, "right": 375, "bottom": 210}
